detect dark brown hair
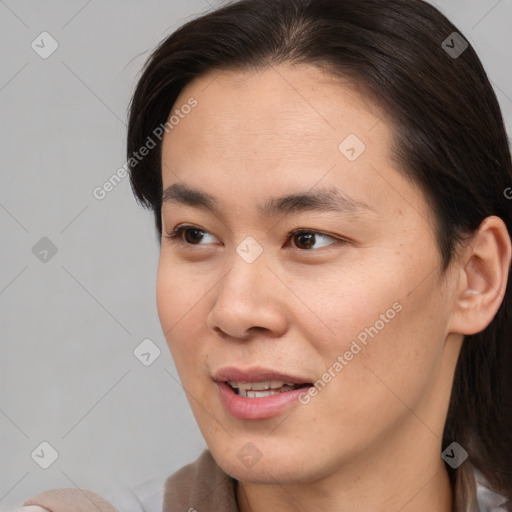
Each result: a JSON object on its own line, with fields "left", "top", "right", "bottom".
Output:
{"left": 127, "top": 0, "right": 512, "bottom": 509}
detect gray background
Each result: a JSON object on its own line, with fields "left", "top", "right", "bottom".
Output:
{"left": 1, "top": 0, "right": 511, "bottom": 509}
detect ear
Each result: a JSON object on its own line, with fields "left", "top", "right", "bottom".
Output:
{"left": 448, "top": 216, "right": 511, "bottom": 335}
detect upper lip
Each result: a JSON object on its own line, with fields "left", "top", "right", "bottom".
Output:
{"left": 213, "top": 366, "right": 312, "bottom": 384}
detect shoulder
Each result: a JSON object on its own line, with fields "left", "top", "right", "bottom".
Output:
{"left": 21, "top": 488, "right": 120, "bottom": 512}
{"left": 17, "top": 450, "right": 236, "bottom": 512}
{"left": 18, "top": 474, "right": 168, "bottom": 512}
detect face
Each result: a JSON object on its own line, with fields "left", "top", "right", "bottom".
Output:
{"left": 157, "top": 64, "right": 461, "bottom": 484}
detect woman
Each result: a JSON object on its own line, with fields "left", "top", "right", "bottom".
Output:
{"left": 22, "top": 0, "right": 512, "bottom": 510}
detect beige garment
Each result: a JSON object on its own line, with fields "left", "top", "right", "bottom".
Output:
{"left": 22, "top": 450, "right": 238, "bottom": 512}
{"left": 22, "top": 488, "right": 120, "bottom": 511}
{"left": 162, "top": 450, "right": 238, "bottom": 512}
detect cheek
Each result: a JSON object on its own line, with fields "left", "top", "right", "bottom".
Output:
{"left": 305, "top": 246, "right": 447, "bottom": 392}
{"left": 156, "top": 258, "right": 208, "bottom": 363}
{"left": 290, "top": 258, "right": 403, "bottom": 356}
{"left": 318, "top": 268, "right": 449, "bottom": 423}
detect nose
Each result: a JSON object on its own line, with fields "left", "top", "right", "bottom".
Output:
{"left": 206, "top": 250, "right": 288, "bottom": 340}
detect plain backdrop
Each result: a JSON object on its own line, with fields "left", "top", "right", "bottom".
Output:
{"left": 1, "top": 0, "right": 511, "bottom": 509}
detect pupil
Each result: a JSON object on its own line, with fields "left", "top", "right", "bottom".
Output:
{"left": 185, "top": 229, "right": 203, "bottom": 244}
{"left": 296, "top": 233, "right": 315, "bottom": 249}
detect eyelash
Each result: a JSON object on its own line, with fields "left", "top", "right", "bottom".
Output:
{"left": 164, "top": 224, "right": 344, "bottom": 251}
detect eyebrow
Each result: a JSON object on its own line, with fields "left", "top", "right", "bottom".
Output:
{"left": 161, "top": 183, "right": 373, "bottom": 217}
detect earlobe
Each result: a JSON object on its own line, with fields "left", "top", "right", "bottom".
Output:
{"left": 449, "top": 216, "right": 511, "bottom": 336}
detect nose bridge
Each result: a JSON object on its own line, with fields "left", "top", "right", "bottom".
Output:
{"left": 219, "top": 240, "right": 269, "bottom": 304}
{"left": 207, "top": 239, "right": 286, "bottom": 338}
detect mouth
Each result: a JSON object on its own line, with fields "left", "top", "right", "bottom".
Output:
{"left": 226, "top": 380, "right": 312, "bottom": 398}
{"left": 213, "top": 367, "right": 314, "bottom": 419}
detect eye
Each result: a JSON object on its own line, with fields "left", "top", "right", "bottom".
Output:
{"left": 165, "top": 225, "right": 341, "bottom": 251}
{"left": 165, "top": 224, "right": 219, "bottom": 245}
{"left": 290, "top": 229, "right": 338, "bottom": 250}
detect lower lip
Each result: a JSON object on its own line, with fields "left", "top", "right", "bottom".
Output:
{"left": 216, "top": 382, "right": 308, "bottom": 420}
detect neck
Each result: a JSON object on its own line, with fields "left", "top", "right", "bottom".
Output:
{"left": 236, "top": 456, "right": 453, "bottom": 512}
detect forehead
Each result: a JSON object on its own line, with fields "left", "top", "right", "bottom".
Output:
{"left": 162, "top": 63, "right": 389, "bottom": 166}
{"left": 159, "top": 64, "right": 431, "bottom": 226}
{"left": 170, "top": 64, "right": 382, "bottom": 139}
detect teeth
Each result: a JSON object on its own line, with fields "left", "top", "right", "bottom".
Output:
{"left": 245, "top": 389, "right": 280, "bottom": 398}
{"left": 238, "top": 386, "right": 296, "bottom": 398}
{"left": 226, "top": 381, "right": 306, "bottom": 397}
{"left": 236, "top": 382, "right": 268, "bottom": 391}
{"left": 250, "top": 381, "right": 270, "bottom": 390}
{"left": 271, "top": 380, "right": 295, "bottom": 388}
{"left": 228, "top": 380, "right": 297, "bottom": 391}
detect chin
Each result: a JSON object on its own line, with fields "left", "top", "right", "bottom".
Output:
{"left": 222, "top": 459, "right": 304, "bottom": 485}
{"left": 209, "top": 443, "right": 319, "bottom": 485}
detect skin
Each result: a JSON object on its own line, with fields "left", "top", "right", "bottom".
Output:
{"left": 156, "top": 64, "right": 511, "bottom": 512}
